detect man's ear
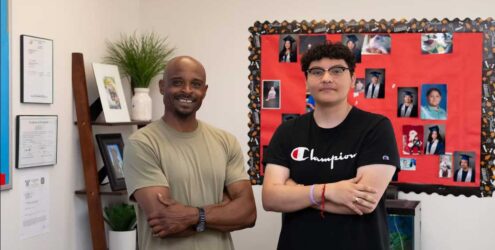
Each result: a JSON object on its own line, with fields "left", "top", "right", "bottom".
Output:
{"left": 159, "top": 79, "right": 165, "bottom": 94}
{"left": 351, "top": 74, "right": 356, "bottom": 88}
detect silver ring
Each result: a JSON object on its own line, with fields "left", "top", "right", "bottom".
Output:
{"left": 354, "top": 197, "right": 359, "bottom": 203}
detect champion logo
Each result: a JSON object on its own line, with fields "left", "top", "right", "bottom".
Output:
{"left": 290, "top": 146, "right": 357, "bottom": 169}
{"left": 291, "top": 147, "right": 309, "bottom": 161}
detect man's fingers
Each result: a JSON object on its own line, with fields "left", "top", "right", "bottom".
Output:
{"left": 354, "top": 197, "right": 375, "bottom": 209}
{"left": 348, "top": 202, "right": 363, "bottom": 215}
{"left": 355, "top": 184, "right": 377, "bottom": 193}
{"left": 356, "top": 193, "right": 377, "bottom": 204}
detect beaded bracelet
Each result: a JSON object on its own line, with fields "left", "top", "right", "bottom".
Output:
{"left": 309, "top": 184, "right": 319, "bottom": 206}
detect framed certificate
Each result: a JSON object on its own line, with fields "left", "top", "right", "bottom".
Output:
{"left": 16, "top": 115, "right": 58, "bottom": 168}
{"left": 21, "top": 35, "right": 53, "bottom": 104}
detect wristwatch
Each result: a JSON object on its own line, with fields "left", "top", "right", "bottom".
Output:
{"left": 196, "top": 207, "right": 206, "bottom": 232}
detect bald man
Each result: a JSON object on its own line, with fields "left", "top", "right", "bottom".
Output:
{"left": 123, "top": 56, "right": 256, "bottom": 250}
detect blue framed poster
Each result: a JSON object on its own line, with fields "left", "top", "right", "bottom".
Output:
{"left": 1, "top": 0, "right": 10, "bottom": 190}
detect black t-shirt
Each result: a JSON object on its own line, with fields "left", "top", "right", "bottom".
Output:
{"left": 264, "top": 107, "right": 400, "bottom": 250}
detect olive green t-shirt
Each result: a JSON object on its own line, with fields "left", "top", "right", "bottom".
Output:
{"left": 123, "top": 120, "right": 249, "bottom": 250}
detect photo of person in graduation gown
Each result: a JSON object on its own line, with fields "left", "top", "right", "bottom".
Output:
{"left": 397, "top": 89, "right": 418, "bottom": 117}
{"left": 423, "top": 125, "right": 445, "bottom": 155}
{"left": 343, "top": 34, "right": 362, "bottom": 63}
{"left": 279, "top": 35, "right": 297, "bottom": 63}
{"left": 365, "top": 70, "right": 385, "bottom": 98}
{"left": 454, "top": 153, "right": 475, "bottom": 182}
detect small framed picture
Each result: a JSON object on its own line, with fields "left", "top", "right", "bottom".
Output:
{"left": 279, "top": 35, "right": 298, "bottom": 63}
{"left": 95, "top": 134, "right": 126, "bottom": 191}
{"left": 342, "top": 34, "right": 363, "bottom": 63}
{"left": 439, "top": 153, "right": 453, "bottom": 178}
{"left": 420, "top": 84, "right": 447, "bottom": 120}
{"left": 354, "top": 78, "right": 365, "bottom": 94}
{"left": 16, "top": 115, "right": 58, "bottom": 168}
{"left": 421, "top": 33, "right": 453, "bottom": 54}
{"left": 262, "top": 80, "right": 281, "bottom": 109}
{"left": 362, "top": 34, "right": 391, "bottom": 55}
{"left": 299, "top": 35, "right": 326, "bottom": 54}
{"left": 364, "top": 69, "right": 385, "bottom": 99}
{"left": 21, "top": 35, "right": 53, "bottom": 104}
{"left": 92, "top": 63, "right": 131, "bottom": 123}
{"left": 397, "top": 87, "right": 418, "bottom": 117}
{"left": 423, "top": 124, "right": 446, "bottom": 155}
{"left": 402, "top": 125, "right": 424, "bottom": 155}
{"left": 400, "top": 158, "right": 416, "bottom": 171}
{"left": 453, "top": 151, "right": 476, "bottom": 183}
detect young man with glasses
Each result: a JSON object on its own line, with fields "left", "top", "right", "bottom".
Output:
{"left": 262, "top": 43, "right": 399, "bottom": 250}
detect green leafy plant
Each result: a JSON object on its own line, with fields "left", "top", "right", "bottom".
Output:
{"left": 105, "top": 32, "right": 175, "bottom": 89}
{"left": 103, "top": 203, "right": 137, "bottom": 231}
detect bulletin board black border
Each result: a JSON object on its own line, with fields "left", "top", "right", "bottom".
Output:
{"left": 247, "top": 18, "right": 495, "bottom": 197}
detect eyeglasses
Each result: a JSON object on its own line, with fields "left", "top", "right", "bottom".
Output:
{"left": 307, "top": 66, "right": 350, "bottom": 78}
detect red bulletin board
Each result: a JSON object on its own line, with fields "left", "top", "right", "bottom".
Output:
{"left": 247, "top": 19, "right": 495, "bottom": 197}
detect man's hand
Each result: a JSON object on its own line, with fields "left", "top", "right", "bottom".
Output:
{"left": 324, "top": 175, "right": 377, "bottom": 215}
{"left": 147, "top": 193, "right": 198, "bottom": 238}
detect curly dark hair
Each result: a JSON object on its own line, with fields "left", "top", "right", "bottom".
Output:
{"left": 300, "top": 42, "right": 356, "bottom": 78}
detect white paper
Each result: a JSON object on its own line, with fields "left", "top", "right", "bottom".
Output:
{"left": 22, "top": 36, "right": 53, "bottom": 103}
{"left": 17, "top": 116, "right": 57, "bottom": 168}
{"left": 20, "top": 173, "right": 50, "bottom": 239}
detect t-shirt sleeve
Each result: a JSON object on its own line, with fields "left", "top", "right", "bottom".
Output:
{"left": 355, "top": 117, "right": 400, "bottom": 169}
{"left": 224, "top": 135, "right": 250, "bottom": 186}
{"left": 263, "top": 122, "right": 291, "bottom": 169}
{"left": 123, "top": 138, "right": 168, "bottom": 201}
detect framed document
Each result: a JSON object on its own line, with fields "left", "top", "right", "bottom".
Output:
{"left": 21, "top": 35, "right": 53, "bottom": 104}
{"left": 95, "top": 133, "right": 126, "bottom": 191}
{"left": 16, "top": 115, "right": 58, "bottom": 168}
{"left": 92, "top": 63, "right": 131, "bottom": 122}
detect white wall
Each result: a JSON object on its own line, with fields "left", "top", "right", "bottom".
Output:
{"left": 2, "top": 1, "right": 495, "bottom": 250}
{"left": 1, "top": 1, "right": 139, "bottom": 250}
{"left": 139, "top": 0, "right": 495, "bottom": 250}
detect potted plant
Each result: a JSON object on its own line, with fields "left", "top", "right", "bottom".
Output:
{"left": 105, "top": 32, "right": 174, "bottom": 121}
{"left": 103, "top": 203, "right": 137, "bottom": 250}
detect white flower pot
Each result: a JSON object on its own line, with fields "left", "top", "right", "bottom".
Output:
{"left": 109, "top": 229, "right": 136, "bottom": 250}
{"left": 131, "top": 88, "right": 152, "bottom": 121}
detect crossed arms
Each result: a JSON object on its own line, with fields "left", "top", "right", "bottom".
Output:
{"left": 262, "top": 163, "right": 396, "bottom": 215}
{"left": 133, "top": 180, "right": 256, "bottom": 238}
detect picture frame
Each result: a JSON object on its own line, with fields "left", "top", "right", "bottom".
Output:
{"left": 16, "top": 115, "right": 58, "bottom": 169}
{"left": 92, "top": 63, "right": 130, "bottom": 123}
{"left": 20, "top": 35, "right": 53, "bottom": 104}
{"left": 95, "top": 133, "right": 126, "bottom": 191}
{"left": 1, "top": 0, "right": 11, "bottom": 190}
{"left": 262, "top": 80, "right": 281, "bottom": 109}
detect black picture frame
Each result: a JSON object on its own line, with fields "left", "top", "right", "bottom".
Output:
{"left": 95, "top": 133, "right": 126, "bottom": 191}
{"left": 15, "top": 115, "right": 58, "bottom": 169}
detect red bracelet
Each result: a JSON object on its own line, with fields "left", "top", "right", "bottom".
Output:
{"left": 320, "top": 184, "right": 326, "bottom": 218}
